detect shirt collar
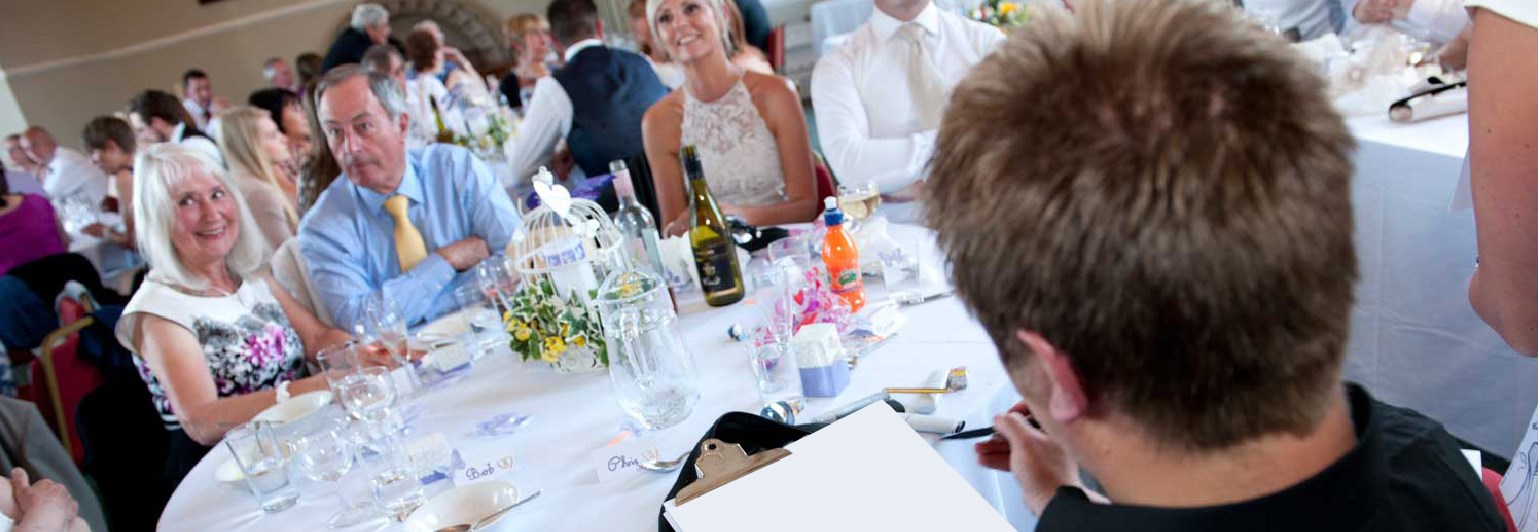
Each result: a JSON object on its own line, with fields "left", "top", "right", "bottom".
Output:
{"left": 870, "top": 2, "right": 941, "bottom": 43}
{"left": 1036, "top": 384, "right": 1385, "bottom": 532}
{"left": 353, "top": 151, "right": 425, "bottom": 215}
{"left": 563, "top": 39, "right": 606, "bottom": 63}
{"left": 171, "top": 122, "right": 187, "bottom": 143}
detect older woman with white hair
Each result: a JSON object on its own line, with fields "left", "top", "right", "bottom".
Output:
{"left": 114, "top": 144, "right": 352, "bottom": 484}
{"left": 641, "top": 0, "right": 819, "bottom": 233}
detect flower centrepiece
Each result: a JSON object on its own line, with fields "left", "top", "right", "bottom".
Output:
{"left": 503, "top": 278, "right": 608, "bottom": 369}
{"left": 968, "top": 0, "right": 1032, "bottom": 30}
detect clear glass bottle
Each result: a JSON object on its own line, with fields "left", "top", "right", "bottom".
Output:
{"left": 610, "top": 159, "right": 665, "bottom": 277}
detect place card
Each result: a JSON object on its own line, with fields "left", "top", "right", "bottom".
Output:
{"left": 590, "top": 435, "right": 660, "bottom": 484}
{"left": 454, "top": 445, "right": 518, "bottom": 486}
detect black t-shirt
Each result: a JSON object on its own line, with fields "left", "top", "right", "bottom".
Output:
{"left": 1037, "top": 384, "right": 1506, "bottom": 532}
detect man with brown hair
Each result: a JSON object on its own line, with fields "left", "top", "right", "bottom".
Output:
{"left": 927, "top": 0, "right": 1506, "bottom": 530}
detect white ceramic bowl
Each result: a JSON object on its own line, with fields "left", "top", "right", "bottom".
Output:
{"left": 403, "top": 481, "right": 520, "bottom": 532}
{"left": 253, "top": 391, "right": 332, "bottom": 425}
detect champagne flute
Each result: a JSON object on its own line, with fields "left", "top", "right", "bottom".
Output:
{"left": 362, "top": 294, "right": 421, "bottom": 396}
{"left": 289, "top": 423, "right": 374, "bottom": 528}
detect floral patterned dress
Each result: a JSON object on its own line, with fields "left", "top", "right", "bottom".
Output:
{"left": 115, "top": 277, "right": 306, "bottom": 430}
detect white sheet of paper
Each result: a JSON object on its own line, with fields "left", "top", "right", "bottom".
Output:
{"left": 1463, "top": 449, "right": 1482, "bottom": 477}
{"left": 1501, "top": 406, "right": 1538, "bottom": 531}
{"left": 664, "top": 401, "right": 1013, "bottom": 532}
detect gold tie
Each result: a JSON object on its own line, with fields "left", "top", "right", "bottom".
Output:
{"left": 383, "top": 194, "right": 428, "bottom": 272}
{"left": 898, "top": 23, "right": 947, "bottom": 130}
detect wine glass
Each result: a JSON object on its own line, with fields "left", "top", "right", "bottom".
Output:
{"left": 362, "top": 294, "right": 421, "bottom": 396}
{"left": 836, "top": 183, "right": 882, "bottom": 228}
{"left": 338, "top": 367, "right": 397, "bottom": 423}
{"left": 289, "top": 423, "right": 373, "bottom": 528}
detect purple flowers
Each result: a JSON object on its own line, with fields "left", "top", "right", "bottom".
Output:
{"left": 243, "top": 323, "right": 289, "bottom": 368}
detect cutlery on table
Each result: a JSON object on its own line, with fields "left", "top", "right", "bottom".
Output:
{"left": 433, "top": 488, "right": 543, "bottom": 532}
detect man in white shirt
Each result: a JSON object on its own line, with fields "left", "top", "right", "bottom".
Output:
{"left": 128, "top": 89, "right": 223, "bottom": 164}
{"left": 505, "top": 0, "right": 668, "bottom": 203}
{"left": 811, "top": 0, "right": 1003, "bottom": 224}
{"left": 1241, "top": 0, "right": 1345, "bottom": 41}
{"left": 18, "top": 126, "right": 108, "bottom": 205}
{"left": 262, "top": 56, "right": 299, "bottom": 93}
{"left": 180, "top": 69, "right": 218, "bottom": 131}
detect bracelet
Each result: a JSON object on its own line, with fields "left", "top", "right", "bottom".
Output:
{"left": 276, "top": 380, "right": 292, "bottom": 403}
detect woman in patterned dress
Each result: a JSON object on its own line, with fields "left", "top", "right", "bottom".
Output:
{"left": 114, "top": 144, "right": 353, "bottom": 485}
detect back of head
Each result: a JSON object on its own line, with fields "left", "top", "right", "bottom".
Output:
{"left": 130, "top": 89, "right": 192, "bottom": 128}
{"left": 351, "top": 3, "right": 389, "bottom": 31}
{"left": 927, "top": 0, "right": 1357, "bottom": 451}
{"left": 215, "top": 106, "right": 279, "bottom": 186}
{"left": 81, "top": 116, "right": 136, "bottom": 154}
{"left": 404, "top": 30, "right": 439, "bottom": 71}
{"left": 296, "top": 52, "right": 323, "bottom": 84}
{"left": 547, "top": 0, "right": 600, "bottom": 47}
{"left": 361, "top": 44, "right": 400, "bottom": 76}
{"left": 133, "top": 143, "right": 266, "bottom": 289}
{"left": 247, "top": 88, "right": 300, "bottom": 134}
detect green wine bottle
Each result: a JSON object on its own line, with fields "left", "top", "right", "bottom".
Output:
{"left": 682, "top": 145, "right": 745, "bottom": 306}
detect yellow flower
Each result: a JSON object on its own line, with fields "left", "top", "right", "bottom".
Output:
{"left": 513, "top": 326, "right": 531, "bottom": 342}
{"left": 573, "top": 335, "right": 587, "bottom": 347}
{"left": 560, "top": 322, "right": 572, "bottom": 338}
{"left": 540, "top": 345, "right": 561, "bottom": 363}
{"left": 999, "top": 2, "right": 1017, "bottom": 15}
{"left": 544, "top": 336, "right": 566, "bottom": 357}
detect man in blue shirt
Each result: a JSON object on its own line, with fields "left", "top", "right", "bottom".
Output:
{"left": 299, "top": 65, "right": 521, "bottom": 331}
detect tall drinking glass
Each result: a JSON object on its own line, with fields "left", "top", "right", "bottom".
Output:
{"left": 362, "top": 294, "right": 422, "bottom": 396}
{"left": 365, "top": 437, "right": 426, "bottom": 523}
{"left": 746, "top": 260, "right": 804, "bottom": 407}
{"left": 289, "top": 422, "right": 373, "bottom": 527}
{"left": 453, "top": 284, "right": 504, "bottom": 358}
{"left": 316, "top": 341, "right": 361, "bottom": 391}
{"left": 225, "top": 422, "right": 300, "bottom": 513}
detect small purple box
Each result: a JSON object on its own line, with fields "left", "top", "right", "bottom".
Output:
{"left": 799, "top": 361, "right": 850, "bottom": 397}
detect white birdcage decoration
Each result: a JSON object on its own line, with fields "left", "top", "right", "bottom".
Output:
{"left": 502, "top": 167, "right": 624, "bottom": 372}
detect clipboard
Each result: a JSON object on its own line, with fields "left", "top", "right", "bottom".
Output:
{"left": 673, "top": 439, "right": 792, "bottom": 506}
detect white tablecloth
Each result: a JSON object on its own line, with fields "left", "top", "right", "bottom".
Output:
{"left": 1342, "top": 112, "right": 1538, "bottom": 456}
{"left": 158, "top": 225, "right": 1038, "bottom": 531}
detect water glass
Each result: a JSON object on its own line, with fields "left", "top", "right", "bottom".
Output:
{"left": 225, "top": 422, "right": 300, "bottom": 513}
{"left": 365, "top": 439, "right": 426, "bottom": 523}
{"left": 453, "top": 284, "right": 505, "bottom": 358}
{"left": 748, "top": 340, "right": 804, "bottom": 406}
{"left": 338, "top": 367, "right": 397, "bottom": 423}
{"left": 474, "top": 256, "right": 520, "bottom": 310}
{"left": 316, "top": 341, "right": 361, "bottom": 389}
{"left": 290, "top": 422, "right": 374, "bottom": 528}
{"left": 879, "top": 235, "right": 924, "bottom": 303}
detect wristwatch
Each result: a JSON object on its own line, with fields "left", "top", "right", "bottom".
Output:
{"left": 276, "top": 380, "right": 292, "bottom": 403}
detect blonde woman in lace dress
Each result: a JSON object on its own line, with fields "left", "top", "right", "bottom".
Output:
{"left": 642, "top": 0, "right": 819, "bottom": 234}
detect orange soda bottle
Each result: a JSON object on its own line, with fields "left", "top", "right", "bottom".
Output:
{"left": 821, "top": 197, "right": 865, "bottom": 312}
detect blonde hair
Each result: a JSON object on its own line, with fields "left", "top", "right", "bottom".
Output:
{"left": 505, "top": 13, "right": 548, "bottom": 49}
{"left": 216, "top": 105, "right": 298, "bottom": 227}
{"left": 645, "top": 0, "right": 734, "bottom": 61}
{"left": 132, "top": 143, "right": 268, "bottom": 290}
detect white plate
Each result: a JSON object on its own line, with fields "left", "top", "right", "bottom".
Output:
{"left": 252, "top": 391, "right": 332, "bottom": 425}
{"left": 403, "top": 481, "right": 520, "bottom": 532}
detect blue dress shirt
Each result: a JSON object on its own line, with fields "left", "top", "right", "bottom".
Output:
{"left": 298, "top": 145, "right": 521, "bottom": 331}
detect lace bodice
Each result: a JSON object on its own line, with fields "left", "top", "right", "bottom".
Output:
{"left": 681, "top": 78, "right": 785, "bottom": 207}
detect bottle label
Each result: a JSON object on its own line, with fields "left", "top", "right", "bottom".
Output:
{"left": 829, "top": 266, "right": 863, "bottom": 294}
{"left": 693, "top": 240, "right": 739, "bottom": 295}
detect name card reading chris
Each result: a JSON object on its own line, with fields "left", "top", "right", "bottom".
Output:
{"left": 591, "top": 436, "right": 660, "bottom": 484}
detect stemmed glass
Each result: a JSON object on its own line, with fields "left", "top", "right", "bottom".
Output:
{"left": 361, "top": 294, "right": 421, "bottom": 396}
{"left": 836, "top": 183, "right": 882, "bottom": 230}
{"left": 289, "top": 422, "right": 373, "bottom": 528}
{"left": 337, "top": 366, "right": 397, "bottom": 424}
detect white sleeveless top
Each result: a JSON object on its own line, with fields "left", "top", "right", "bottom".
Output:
{"left": 116, "top": 277, "right": 305, "bottom": 429}
{"left": 680, "top": 78, "right": 786, "bottom": 207}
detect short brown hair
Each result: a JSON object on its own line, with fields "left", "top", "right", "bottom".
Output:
{"left": 405, "top": 30, "right": 439, "bottom": 72}
{"left": 927, "top": 0, "right": 1357, "bottom": 450}
{"left": 81, "top": 115, "right": 136, "bottom": 153}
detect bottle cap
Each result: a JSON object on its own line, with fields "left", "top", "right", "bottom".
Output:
{"left": 823, "top": 197, "right": 844, "bottom": 226}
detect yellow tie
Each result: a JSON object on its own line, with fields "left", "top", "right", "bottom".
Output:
{"left": 383, "top": 194, "right": 428, "bottom": 272}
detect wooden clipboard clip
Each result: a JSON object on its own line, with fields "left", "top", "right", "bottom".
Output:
{"left": 674, "top": 438, "right": 791, "bottom": 506}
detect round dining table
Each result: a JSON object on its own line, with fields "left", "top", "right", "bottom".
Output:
{"left": 157, "top": 224, "right": 1038, "bottom": 531}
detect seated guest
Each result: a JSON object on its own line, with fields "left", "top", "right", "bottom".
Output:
{"left": 402, "top": 31, "right": 458, "bottom": 144}
{"left": 506, "top": 0, "right": 671, "bottom": 191}
{"left": 405, "top": 29, "right": 486, "bottom": 102}
{"left": 628, "top": 0, "right": 686, "bottom": 88}
{"left": 1241, "top": 0, "right": 1344, "bottom": 41}
{"left": 4, "top": 134, "right": 42, "bottom": 177}
{"left": 929, "top": 1, "right": 1507, "bottom": 529}
{"left": 295, "top": 52, "right": 323, "bottom": 92}
{"left": 80, "top": 116, "right": 139, "bottom": 250}
{"left": 501, "top": 14, "right": 557, "bottom": 108}
{"left": 642, "top": 0, "right": 819, "bottom": 231}
{"left": 297, "top": 87, "right": 343, "bottom": 217}
{"left": 20, "top": 126, "right": 109, "bottom": 206}
{"left": 322, "top": 3, "right": 396, "bottom": 73}
{"left": 1466, "top": 0, "right": 1538, "bottom": 353}
{"left": 261, "top": 56, "right": 299, "bottom": 93}
{"left": 247, "top": 88, "right": 314, "bottom": 184}
{"left": 300, "top": 66, "right": 521, "bottom": 330}
{"left": 180, "top": 69, "right": 221, "bottom": 132}
{"left": 410, "top": 20, "right": 473, "bottom": 82}
{"left": 0, "top": 163, "right": 67, "bottom": 276}
{"left": 811, "top": 0, "right": 1001, "bottom": 224}
{"left": 731, "top": 0, "right": 771, "bottom": 53}
{"left": 217, "top": 106, "right": 300, "bottom": 249}
{"left": 128, "top": 90, "right": 222, "bottom": 162}
{"left": 115, "top": 144, "right": 351, "bottom": 482}
{"left": 2, "top": 159, "right": 43, "bottom": 197}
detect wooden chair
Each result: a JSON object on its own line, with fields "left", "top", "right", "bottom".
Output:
{"left": 29, "top": 296, "right": 106, "bottom": 465}
{"left": 766, "top": 25, "right": 787, "bottom": 74}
